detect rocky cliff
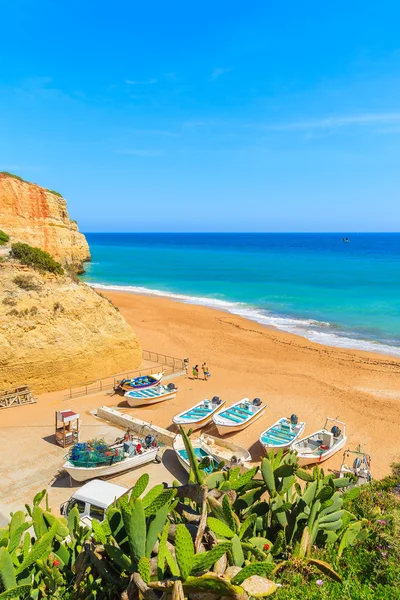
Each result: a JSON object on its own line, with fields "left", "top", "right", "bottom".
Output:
{"left": 0, "top": 173, "right": 90, "bottom": 272}
{"left": 0, "top": 263, "right": 142, "bottom": 393}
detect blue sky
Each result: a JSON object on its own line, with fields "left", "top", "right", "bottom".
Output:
{"left": 1, "top": 1, "right": 400, "bottom": 231}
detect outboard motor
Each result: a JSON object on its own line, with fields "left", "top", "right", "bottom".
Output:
{"left": 145, "top": 434, "right": 156, "bottom": 448}
{"left": 290, "top": 414, "right": 298, "bottom": 425}
{"left": 331, "top": 426, "right": 341, "bottom": 438}
{"left": 167, "top": 382, "right": 177, "bottom": 390}
{"left": 212, "top": 396, "right": 221, "bottom": 405}
{"left": 252, "top": 398, "right": 262, "bottom": 407}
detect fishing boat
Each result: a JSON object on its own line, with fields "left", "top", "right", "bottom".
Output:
{"left": 172, "top": 397, "right": 225, "bottom": 431}
{"left": 116, "top": 372, "right": 164, "bottom": 392}
{"left": 339, "top": 445, "right": 372, "bottom": 486}
{"left": 63, "top": 434, "right": 159, "bottom": 482}
{"left": 259, "top": 415, "right": 306, "bottom": 453}
{"left": 212, "top": 398, "right": 266, "bottom": 435}
{"left": 199, "top": 433, "right": 252, "bottom": 465}
{"left": 292, "top": 417, "right": 347, "bottom": 466}
{"left": 125, "top": 383, "right": 178, "bottom": 407}
{"left": 173, "top": 434, "right": 221, "bottom": 474}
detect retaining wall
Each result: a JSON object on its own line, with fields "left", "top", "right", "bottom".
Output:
{"left": 97, "top": 406, "right": 175, "bottom": 446}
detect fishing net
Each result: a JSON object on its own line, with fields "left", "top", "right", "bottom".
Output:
{"left": 68, "top": 438, "right": 124, "bottom": 468}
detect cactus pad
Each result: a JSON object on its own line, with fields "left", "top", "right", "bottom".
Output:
{"left": 175, "top": 524, "right": 194, "bottom": 581}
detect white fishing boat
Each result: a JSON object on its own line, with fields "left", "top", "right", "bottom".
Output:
{"left": 173, "top": 432, "right": 252, "bottom": 474}
{"left": 63, "top": 434, "right": 159, "bottom": 482}
{"left": 125, "top": 383, "right": 177, "bottom": 407}
{"left": 339, "top": 446, "right": 372, "bottom": 486}
{"left": 199, "top": 433, "right": 252, "bottom": 465}
{"left": 259, "top": 415, "right": 306, "bottom": 453}
{"left": 173, "top": 397, "right": 225, "bottom": 431}
{"left": 212, "top": 398, "right": 266, "bottom": 435}
{"left": 292, "top": 417, "right": 347, "bottom": 466}
{"left": 173, "top": 434, "right": 221, "bottom": 474}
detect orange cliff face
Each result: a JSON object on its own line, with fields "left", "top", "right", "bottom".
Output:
{"left": 0, "top": 173, "right": 90, "bottom": 271}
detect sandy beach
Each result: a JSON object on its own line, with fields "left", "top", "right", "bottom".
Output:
{"left": 2, "top": 287, "right": 400, "bottom": 523}
{"left": 103, "top": 290, "right": 400, "bottom": 478}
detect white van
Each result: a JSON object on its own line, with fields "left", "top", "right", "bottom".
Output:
{"left": 60, "top": 479, "right": 128, "bottom": 526}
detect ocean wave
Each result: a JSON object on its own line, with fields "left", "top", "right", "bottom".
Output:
{"left": 92, "top": 282, "right": 400, "bottom": 358}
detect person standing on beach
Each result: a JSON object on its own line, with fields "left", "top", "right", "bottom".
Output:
{"left": 192, "top": 364, "right": 199, "bottom": 379}
{"left": 184, "top": 357, "right": 189, "bottom": 375}
{"left": 202, "top": 362, "right": 210, "bottom": 380}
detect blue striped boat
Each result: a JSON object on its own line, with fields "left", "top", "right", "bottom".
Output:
{"left": 259, "top": 416, "right": 306, "bottom": 453}
{"left": 125, "top": 384, "right": 177, "bottom": 407}
{"left": 212, "top": 398, "right": 266, "bottom": 435}
{"left": 173, "top": 397, "right": 225, "bottom": 431}
{"left": 118, "top": 372, "right": 164, "bottom": 391}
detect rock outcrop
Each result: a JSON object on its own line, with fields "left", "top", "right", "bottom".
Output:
{"left": 0, "top": 173, "right": 90, "bottom": 272}
{"left": 0, "top": 263, "right": 142, "bottom": 393}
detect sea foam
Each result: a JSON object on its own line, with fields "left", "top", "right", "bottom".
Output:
{"left": 92, "top": 283, "right": 400, "bottom": 358}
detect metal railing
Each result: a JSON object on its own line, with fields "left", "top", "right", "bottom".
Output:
{"left": 66, "top": 350, "right": 184, "bottom": 399}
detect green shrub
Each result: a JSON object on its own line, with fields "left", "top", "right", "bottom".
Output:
{"left": 11, "top": 242, "right": 64, "bottom": 275}
{"left": 0, "top": 229, "right": 9, "bottom": 245}
{"left": 13, "top": 274, "right": 41, "bottom": 291}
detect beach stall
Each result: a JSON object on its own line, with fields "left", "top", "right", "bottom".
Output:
{"left": 55, "top": 409, "right": 80, "bottom": 448}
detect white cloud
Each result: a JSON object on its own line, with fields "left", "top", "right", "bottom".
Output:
{"left": 211, "top": 67, "right": 233, "bottom": 81}
{"left": 262, "top": 112, "right": 400, "bottom": 131}
{"left": 125, "top": 78, "right": 157, "bottom": 85}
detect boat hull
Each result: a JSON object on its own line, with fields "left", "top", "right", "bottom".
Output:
{"left": 214, "top": 407, "right": 266, "bottom": 435}
{"left": 173, "top": 435, "right": 219, "bottom": 474}
{"left": 63, "top": 448, "right": 158, "bottom": 482}
{"left": 259, "top": 420, "right": 306, "bottom": 454}
{"left": 119, "top": 372, "right": 164, "bottom": 391}
{"left": 126, "top": 390, "right": 176, "bottom": 407}
{"left": 173, "top": 400, "right": 226, "bottom": 431}
{"left": 295, "top": 438, "right": 347, "bottom": 466}
{"left": 200, "top": 433, "right": 252, "bottom": 464}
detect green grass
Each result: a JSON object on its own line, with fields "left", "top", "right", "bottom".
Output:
{"left": 274, "top": 474, "right": 400, "bottom": 599}
{"left": 11, "top": 242, "right": 64, "bottom": 275}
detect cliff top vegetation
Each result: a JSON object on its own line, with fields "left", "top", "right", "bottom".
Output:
{"left": 0, "top": 171, "right": 63, "bottom": 197}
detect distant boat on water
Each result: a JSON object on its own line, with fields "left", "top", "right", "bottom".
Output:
{"left": 342, "top": 237, "right": 351, "bottom": 243}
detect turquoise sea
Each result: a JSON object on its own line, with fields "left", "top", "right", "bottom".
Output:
{"left": 82, "top": 233, "right": 400, "bottom": 357}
